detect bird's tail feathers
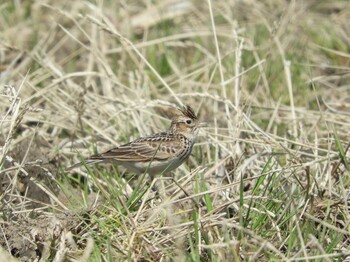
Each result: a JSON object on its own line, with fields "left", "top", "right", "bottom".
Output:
{"left": 65, "top": 159, "right": 104, "bottom": 172}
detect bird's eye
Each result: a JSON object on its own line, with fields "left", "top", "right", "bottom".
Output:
{"left": 186, "top": 119, "right": 193, "bottom": 125}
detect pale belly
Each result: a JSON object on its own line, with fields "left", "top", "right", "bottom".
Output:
{"left": 119, "top": 158, "right": 184, "bottom": 176}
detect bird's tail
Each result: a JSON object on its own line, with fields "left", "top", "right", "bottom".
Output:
{"left": 65, "top": 158, "right": 104, "bottom": 172}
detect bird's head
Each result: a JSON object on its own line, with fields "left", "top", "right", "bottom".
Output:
{"left": 170, "top": 105, "right": 201, "bottom": 139}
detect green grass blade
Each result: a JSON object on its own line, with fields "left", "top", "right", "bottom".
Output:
{"left": 333, "top": 129, "right": 349, "bottom": 170}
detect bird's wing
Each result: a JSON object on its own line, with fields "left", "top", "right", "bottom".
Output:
{"left": 89, "top": 132, "right": 184, "bottom": 162}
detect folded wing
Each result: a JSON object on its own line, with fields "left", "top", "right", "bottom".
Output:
{"left": 89, "top": 133, "right": 183, "bottom": 162}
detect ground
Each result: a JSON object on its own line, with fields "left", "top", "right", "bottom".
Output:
{"left": 1, "top": 0, "right": 350, "bottom": 261}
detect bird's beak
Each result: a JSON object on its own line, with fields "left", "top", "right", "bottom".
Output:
{"left": 198, "top": 122, "right": 207, "bottom": 128}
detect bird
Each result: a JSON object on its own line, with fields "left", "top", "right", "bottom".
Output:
{"left": 67, "top": 105, "right": 201, "bottom": 176}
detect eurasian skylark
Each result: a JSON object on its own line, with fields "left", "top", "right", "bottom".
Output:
{"left": 68, "top": 105, "right": 201, "bottom": 175}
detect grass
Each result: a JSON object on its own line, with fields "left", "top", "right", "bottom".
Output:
{"left": 1, "top": 0, "right": 350, "bottom": 261}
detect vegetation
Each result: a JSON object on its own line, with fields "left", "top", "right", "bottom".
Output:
{"left": 1, "top": 0, "right": 350, "bottom": 261}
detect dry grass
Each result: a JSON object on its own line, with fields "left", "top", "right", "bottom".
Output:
{"left": 1, "top": 0, "right": 350, "bottom": 261}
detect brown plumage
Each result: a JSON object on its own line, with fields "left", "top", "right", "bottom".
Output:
{"left": 67, "top": 105, "right": 201, "bottom": 175}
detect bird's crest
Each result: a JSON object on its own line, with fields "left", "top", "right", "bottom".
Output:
{"left": 180, "top": 105, "right": 198, "bottom": 120}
